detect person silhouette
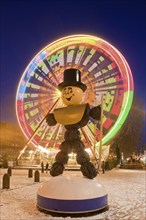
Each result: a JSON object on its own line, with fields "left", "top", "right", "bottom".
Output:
{"left": 45, "top": 162, "right": 49, "bottom": 173}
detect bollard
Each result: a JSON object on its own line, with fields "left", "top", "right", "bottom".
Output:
{"left": 34, "top": 170, "right": 40, "bottom": 182}
{"left": 7, "top": 167, "right": 12, "bottom": 176}
{"left": 28, "top": 168, "right": 33, "bottom": 178}
{"left": 3, "top": 173, "right": 10, "bottom": 189}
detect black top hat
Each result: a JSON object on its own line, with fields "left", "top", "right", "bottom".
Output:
{"left": 57, "top": 68, "right": 87, "bottom": 92}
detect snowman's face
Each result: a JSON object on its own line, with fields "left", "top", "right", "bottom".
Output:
{"left": 61, "top": 86, "right": 83, "bottom": 106}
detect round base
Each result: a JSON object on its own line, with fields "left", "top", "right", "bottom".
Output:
{"left": 37, "top": 175, "right": 108, "bottom": 214}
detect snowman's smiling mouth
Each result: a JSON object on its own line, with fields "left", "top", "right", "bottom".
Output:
{"left": 66, "top": 96, "right": 72, "bottom": 101}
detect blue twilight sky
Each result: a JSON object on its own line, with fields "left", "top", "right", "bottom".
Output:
{"left": 0, "top": 0, "right": 146, "bottom": 125}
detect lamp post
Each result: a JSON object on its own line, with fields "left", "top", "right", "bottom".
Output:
{"left": 98, "top": 94, "right": 104, "bottom": 172}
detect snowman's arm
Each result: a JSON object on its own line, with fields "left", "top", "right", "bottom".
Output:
{"left": 46, "top": 113, "right": 57, "bottom": 126}
{"left": 90, "top": 105, "right": 101, "bottom": 120}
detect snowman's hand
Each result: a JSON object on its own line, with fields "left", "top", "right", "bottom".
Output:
{"left": 46, "top": 113, "right": 57, "bottom": 126}
{"left": 90, "top": 105, "right": 101, "bottom": 120}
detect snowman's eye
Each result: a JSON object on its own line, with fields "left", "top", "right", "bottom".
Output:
{"left": 68, "top": 87, "right": 73, "bottom": 94}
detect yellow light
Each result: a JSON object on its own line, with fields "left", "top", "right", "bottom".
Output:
{"left": 85, "top": 148, "right": 91, "bottom": 153}
{"left": 29, "top": 150, "right": 34, "bottom": 154}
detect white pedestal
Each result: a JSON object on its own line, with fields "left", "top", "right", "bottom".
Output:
{"left": 37, "top": 175, "right": 108, "bottom": 214}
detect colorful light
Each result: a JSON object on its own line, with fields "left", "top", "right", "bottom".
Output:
{"left": 16, "top": 34, "right": 134, "bottom": 153}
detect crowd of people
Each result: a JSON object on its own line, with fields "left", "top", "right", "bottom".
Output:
{"left": 128, "top": 152, "right": 145, "bottom": 164}
{"left": 40, "top": 160, "right": 106, "bottom": 174}
{"left": 41, "top": 161, "right": 49, "bottom": 173}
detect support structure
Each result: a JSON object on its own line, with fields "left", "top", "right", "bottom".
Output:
{"left": 17, "top": 98, "right": 60, "bottom": 160}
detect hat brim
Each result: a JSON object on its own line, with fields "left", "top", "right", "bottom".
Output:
{"left": 57, "top": 81, "right": 87, "bottom": 92}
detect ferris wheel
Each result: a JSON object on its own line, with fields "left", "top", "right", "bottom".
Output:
{"left": 16, "top": 34, "right": 134, "bottom": 157}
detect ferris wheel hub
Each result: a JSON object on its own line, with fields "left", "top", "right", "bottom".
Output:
{"left": 37, "top": 175, "right": 108, "bottom": 215}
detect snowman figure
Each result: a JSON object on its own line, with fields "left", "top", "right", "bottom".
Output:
{"left": 46, "top": 68, "right": 101, "bottom": 179}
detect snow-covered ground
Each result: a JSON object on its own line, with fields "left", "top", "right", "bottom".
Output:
{"left": 0, "top": 168, "right": 145, "bottom": 220}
